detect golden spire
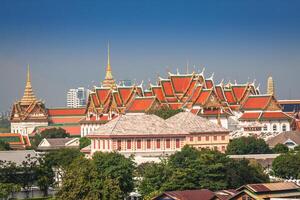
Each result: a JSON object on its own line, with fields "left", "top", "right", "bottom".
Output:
{"left": 267, "top": 76, "right": 275, "bottom": 96}
{"left": 20, "top": 64, "right": 37, "bottom": 105}
{"left": 105, "top": 42, "right": 113, "bottom": 80}
{"left": 102, "top": 42, "right": 116, "bottom": 88}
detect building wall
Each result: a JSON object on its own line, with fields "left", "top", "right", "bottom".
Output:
{"left": 67, "top": 87, "right": 89, "bottom": 108}
{"left": 11, "top": 122, "right": 48, "bottom": 135}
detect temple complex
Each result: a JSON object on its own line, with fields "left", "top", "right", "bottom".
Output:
{"left": 10, "top": 65, "right": 48, "bottom": 135}
{"left": 9, "top": 47, "right": 295, "bottom": 141}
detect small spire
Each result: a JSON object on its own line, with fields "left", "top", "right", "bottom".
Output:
{"left": 102, "top": 42, "right": 116, "bottom": 89}
{"left": 267, "top": 76, "right": 275, "bottom": 96}
{"left": 20, "top": 64, "right": 37, "bottom": 105}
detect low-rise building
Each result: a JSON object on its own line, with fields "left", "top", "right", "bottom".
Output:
{"left": 84, "top": 112, "right": 230, "bottom": 163}
{"left": 37, "top": 138, "right": 79, "bottom": 151}
{"left": 267, "top": 131, "right": 300, "bottom": 149}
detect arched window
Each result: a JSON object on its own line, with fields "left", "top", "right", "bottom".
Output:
{"left": 263, "top": 125, "right": 268, "bottom": 132}
{"left": 282, "top": 124, "right": 287, "bottom": 132}
{"left": 273, "top": 124, "right": 277, "bottom": 132}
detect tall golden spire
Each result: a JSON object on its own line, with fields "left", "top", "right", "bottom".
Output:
{"left": 267, "top": 76, "right": 275, "bottom": 96}
{"left": 20, "top": 64, "right": 37, "bottom": 105}
{"left": 102, "top": 42, "right": 116, "bottom": 88}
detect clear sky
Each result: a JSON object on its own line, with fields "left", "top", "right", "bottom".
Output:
{"left": 1, "top": 0, "right": 300, "bottom": 112}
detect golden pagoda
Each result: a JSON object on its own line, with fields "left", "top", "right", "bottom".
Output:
{"left": 102, "top": 42, "right": 116, "bottom": 89}
{"left": 20, "top": 65, "right": 37, "bottom": 105}
{"left": 267, "top": 76, "right": 275, "bottom": 96}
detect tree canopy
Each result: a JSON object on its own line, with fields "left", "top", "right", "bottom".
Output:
{"left": 272, "top": 143, "right": 289, "bottom": 153}
{"left": 272, "top": 151, "right": 300, "bottom": 179}
{"left": 138, "top": 146, "right": 269, "bottom": 199}
{"left": 147, "top": 106, "right": 183, "bottom": 119}
{"left": 79, "top": 137, "right": 91, "bottom": 149}
{"left": 0, "top": 140, "right": 11, "bottom": 151}
{"left": 226, "top": 136, "right": 272, "bottom": 155}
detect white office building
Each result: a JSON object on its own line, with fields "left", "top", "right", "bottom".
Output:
{"left": 67, "top": 87, "right": 89, "bottom": 108}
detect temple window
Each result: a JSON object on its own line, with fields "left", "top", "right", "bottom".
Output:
{"left": 263, "top": 125, "right": 268, "bottom": 131}
{"left": 98, "top": 140, "right": 100, "bottom": 149}
{"left": 221, "top": 135, "right": 225, "bottom": 140}
{"left": 190, "top": 137, "right": 193, "bottom": 142}
{"left": 146, "top": 140, "right": 151, "bottom": 149}
{"left": 166, "top": 139, "right": 171, "bottom": 149}
{"left": 214, "top": 136, "right": 217, "bottom": 141}
{"left": 137, "top": 140, "right": 141, "bottom": 149}
{"left": 117, "top": 140, "right": 122, "bottom": 150}
{"left": 103, "top": 140, "right": 106, "bottom": 149}
{"left": 273, "top": 124, "right": 277, "bottom": 132}
{"left": 282, "top": 124, "right": 287, "bottom": 132}
{"left": 175, "top": 139, "right": 180, "bottom": 148}
{"left": 198, "top": 136, "right": 201, "bottom": 141}
{"left": 156, "top": 139, "right": 161, "bottom": 149}
{"left": 206, "top": 136, "right": 209, "bottom": 141}
{"left": 126, "top": 140, "right": 131, "bottom": 149}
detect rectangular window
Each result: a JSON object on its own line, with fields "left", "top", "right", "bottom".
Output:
{"left": 176, "top": 139, "right": 180, "bottom": 148}
{"left": 222, "top": 146, "right": 226, "bottom": 151}
{"left": 117, "top": 140, "right": 122, "bottom": 150}
{"left": 127, "top": 140, "right": 131, "bottom": 149}
{"left": 206, "top": 136, "right": 209, "bottom": 141}
{"left": 214, "top": 136, "right": 217, "bottom": 141}
{"left": 198, "top": 136, "right": 201, "bottom": 141}
{"left": 93, "top": 140, "right": 96, "bottom": 149}
{"left": 166, "top": 139, "right": 171, "bottom": 149}
{"left": 103, "top": 140, "right": 105, "bottom": 149}
{"left": 190, "top": 137, "right": 193, "bottom": 142}
{"left": 156, "top": 139, "right": 160, "bottom": 149}
{"left": 108, "top": 140, "right": 110, "bottom": 149}
{"left": 147, "top": 140, "right": 151, "bottom": 149}
{"left": 221, "top": 135, "right": 225, "bottom": 140}
{"left": 137, "top": 140, "right": 141, "bottom": 149}
{"left": 98, "top": 140, "right": 100, "bottom": 149}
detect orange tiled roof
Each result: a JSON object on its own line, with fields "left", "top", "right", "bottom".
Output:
{"left": 127, "top": 97, "right": 157, "bottom": 112}
{"left": 48, "top": 108, "right": 86, "bottom": 116}
{"left": 170, "top": 75, "right": 193, "bottom": 93}
{"left": 239, "top": 112, "right": 261, "bottom": 120}
{"left": 260, "top": 111, "right": 291, "bottom": 120}
{"left": 241, "top": 95, "right": 271, "bottom": 110}
{"left": 232, "top": 86, "right": 247, "bottom": 102}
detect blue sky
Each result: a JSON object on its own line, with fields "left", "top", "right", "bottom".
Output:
{"left": 1, "top": 0, "right": 300, "bottom": 111}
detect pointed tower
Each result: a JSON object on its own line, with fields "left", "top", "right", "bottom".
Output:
{"left": 20, "top": 64, "right": 37, "bottom": 105}
{"left": 267, "top": 76, "right": 275, "bottom": 96}
{"left": 102, "top": 42, "right": 116, "bottom": 88}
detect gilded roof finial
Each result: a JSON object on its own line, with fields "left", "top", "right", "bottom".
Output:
{"left": 102, "top": 42, "right": 116, "bottom": 89}
{"left": 20, "top": 64, "right": 37, "bottom": 105}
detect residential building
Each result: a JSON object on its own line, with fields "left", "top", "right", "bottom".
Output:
{"left": 152, "top": 189, "right": 216, "bottom": 200}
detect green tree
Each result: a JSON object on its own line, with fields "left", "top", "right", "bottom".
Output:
{"left": 35, "top": 156, "right": 55, "bottom": 197}
{"left": 56, "top": 157, "right": 101, "bottom": 200}
{"left": 226, "top": 136, "right": 272, "bottom": 155}
{"left": 31, "top": 128, "right": 70, "bottom": 148}
{"left": 93, "top": 152, "right": 135, "bottom": 198}
{"left": 0, "top": 140, "right": 11, "bottom": 151}
{"left": 101, "top": 178, "right": 123, "bottom": 200}
{"left": 272, "top": 152, "right": 300, "bottom": 179}
{"left": 79, "top": 137, "right": 91, "bottom": 149}
{"left": 293, "top": 145, "right": 300, "bottom": 151}
{"left": 0, "top": 183, "right": 20, "bottom": 199}
{"left": 272, "top": 143, "right": 289, "bottom": 153}
{"left": 0, "top": 118, "right": 10, "bottom": 133}
{"left": 147, "top": 106, "right": 183, "bottom": 119}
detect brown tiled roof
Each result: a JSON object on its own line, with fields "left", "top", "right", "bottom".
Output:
{"left": 267, "top": 131, "right": 300, "bottom": 147}
{"left": 90, "top": 114, "right": 187, "bottom": 136}
{"left": 154, "top": 189, "right": 215, "bottom": 200}
{"left": 166, "top": 112, "right": 229, "bottom": 133}
{"left": 239, "top": 182, "right": 300, "bottom": 193}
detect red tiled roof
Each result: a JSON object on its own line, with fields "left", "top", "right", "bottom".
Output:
{"left": 127, "top": 97, "right": 156, "bottom": 112}
{"left": 91, "top": 93, "right": 100, "bottom": 107}
{"left": 185, "top": 79, "right": 197, "bottom": 97}
{"left": 96, "top": 88, "right": 111, "bottom": 104}
{"left": 241, "top": 95, "right": 271, "bottom": 110}
{"left": 113, "top": 92, "right": 122, "bottom": 106}
{"left": 224, "top": 90, "right": 237, "bottom": 104}
{"left": 155, "top": 189, "right": 215, "bottom": 200}
{"left": 239, "top": 112, "right": 261, "bottom": 120}
{"left": 195, "top": 90, "right": 211, "bottom": 105}
{"left": 260, "top": 111, "right": 291, "bottom": 120}
{"left": 144, "top": 91, "right": 153, "bottom": 97}
{"left": 215, "top": 86, "right": 226, "bottom": 101}
{"left": 152, "top": 87, "right": 165, "bottom": 102}
{"left": 168, "top": 103, "right": 182, "bottom": 110}
{"left": 50, "top": 117, "right": 84, "bottom": 124}
{"left": 161, "top": 80, "right": 175, "bottom": 97}
{"left": 118, "top": 87, "right": 133, "bottom": 104}
{"left": 170, "top": 75, "right": 193, "bottom": 93}
{"left": 48, "top": 108, "right": 86, "bottom": 116}
{"left": 232, "top": 86, "right": 247, "bottom": 102}
{"left": 205, "top": 79, "right": 214, "bottom": 89}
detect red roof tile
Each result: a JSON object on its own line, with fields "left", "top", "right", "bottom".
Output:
{"left": 127, "top": 97, "right": 156, "bottom": 112}
{"left": 170, "top": 75, "right": 193, "bottom": 93}
{"left": 161, "top": 80, "right": 175, "bottom": 97}
{"left": 205, "top": 79, "right": 214, "bottom": 89}
{"left": 156, "top": 189, "right": 215, "bottom": 200}
{"left": 260, "top": 111, "right": 291, "bottom": 120}
{"left": 152, "top": 87, "right": 165, "bottom": 102}
{"left": 224, "top": 90, "right": 237, "bottom": 104}
{"left": 195, "top": 90, "right": 211, "bottom": 105}
{"left": 48, "top": 108, "right": 86, "bottom": 116}
{"left": 241, "top": 96, "right": 271, "bottom": 110}
{"left": 232, "top": 86, "right": 247, "bottom": 102}
{"left": 239, "top": 112, "right": 261, "bottom": 120}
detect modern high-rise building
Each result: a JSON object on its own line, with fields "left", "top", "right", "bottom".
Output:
{"left": 67, "top": 87, "right": 89, "bottom": 108}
